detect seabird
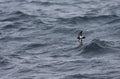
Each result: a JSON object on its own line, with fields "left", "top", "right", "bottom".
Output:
{"left": 77, "top": 31, "right": 85, "bottom": 46}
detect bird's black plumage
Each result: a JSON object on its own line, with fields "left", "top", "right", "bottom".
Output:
{"left": 79, "top": 31, "right": 83, "bottom": 36}
{"left": 77, "top": 31, "right": 83, "bottom": 39}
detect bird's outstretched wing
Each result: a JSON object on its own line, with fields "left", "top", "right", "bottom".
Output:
{"left": 83, "top": 37, "right": 85, "bottom": 39}
{"left": 77, "top": 36, "right": 80, "bottom": 39}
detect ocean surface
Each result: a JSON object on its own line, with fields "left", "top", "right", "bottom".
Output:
{"left": 0, "top": 0, "right": 120, "bottom": 79}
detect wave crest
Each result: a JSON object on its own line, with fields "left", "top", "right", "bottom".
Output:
{"left": 57, "top": 15, "right": 118, "bottom": 24}
{"left": 80, "top": 39, "right": 115, "bottom": 57}
{"left": 0, "top": 56, "right": 10, "bottom": 67}
{"left": 1, "top": 11, "right": 36, "bottom": 21}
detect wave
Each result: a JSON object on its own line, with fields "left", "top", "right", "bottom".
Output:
{"left": 57, "top": 15, "right": 118, "bottom": 24}
{"left": 1, "top": 22, "right": 21, "bottom": 30}
{"left": 0, "top": 36, "right": 28, "bottom": 42}
{"left": 30, "top": 1, "right": 70, "bottom": 5}
{"left": 21, "top": 43, "right": 48, "bottom": 50}
{"left": 113, "top": 29, "right": 120, "bottom": 36}
{"left": 0, "top": 55, "right": 9, "bottom": 67}
{"left": 80, "top": 39, "right": 115, "bottom": 57}
{"left": 30, "top": 1, "right": 55, "bottom": 5}
{"left": 106, "top": 18, "right": 120, "bottom": 24}
{"left": 52, "top": 27, "right": 76, "bottom": 34}
{"left": 1, "top": 11, "right": 36, "bottom": 22}
{"left": 62, "top": 73, "right": 113, "bottom": 79}
{"left": 62, "top": 74, "right": 89, "bottom": 79}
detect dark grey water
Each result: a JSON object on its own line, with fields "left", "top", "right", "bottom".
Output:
{"left": 0, "top": 0, "right": 120, "bottom": 79}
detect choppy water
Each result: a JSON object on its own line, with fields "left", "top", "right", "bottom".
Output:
{"left": 0, "top": 0, "right": 120, "bottom": 79}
